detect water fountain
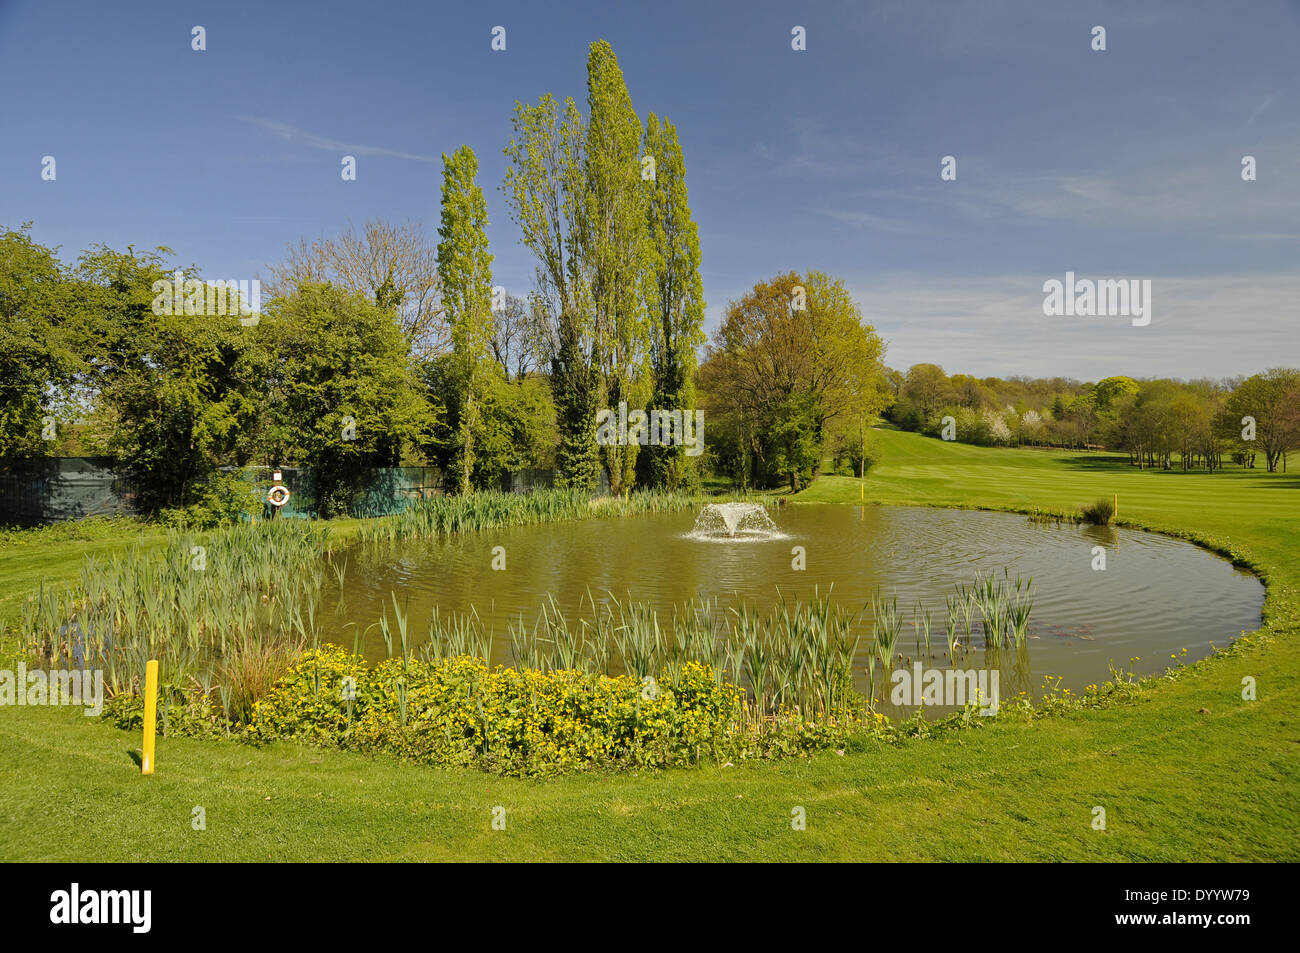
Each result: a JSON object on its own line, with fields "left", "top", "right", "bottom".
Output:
{"left": 689, "top": 502, "right": 782, "bottom": 540}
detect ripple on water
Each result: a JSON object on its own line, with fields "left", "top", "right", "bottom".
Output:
{"left": 322, "top": 505, "right": 1263, "bottom": 700}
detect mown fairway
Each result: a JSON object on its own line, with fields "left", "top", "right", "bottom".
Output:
{"left": 1, "top": 428, "right": 1296, "bottom": 861}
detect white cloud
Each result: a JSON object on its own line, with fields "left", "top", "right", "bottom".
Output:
{"left": 819, "top": 208, "right": 939, "bottom": 236}
{"left": 1246, "top": 88, "right": 1285, "bottom": 127}
{"left": 849, "top": 272, "right": 1300, "bottom": 380}
{"left": 237, "top": 116, "right": 436, "bottom": 162}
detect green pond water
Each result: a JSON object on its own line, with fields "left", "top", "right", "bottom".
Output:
{"left": 315, "top": 504, "right": 1263, "bottom": 713}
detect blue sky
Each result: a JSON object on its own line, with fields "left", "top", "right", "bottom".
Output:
{"left": 2, "top": 0, "right": 1297, "bottom": 380}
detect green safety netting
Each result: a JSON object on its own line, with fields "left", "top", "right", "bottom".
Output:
{"left": 0, "top": 460, "right": 446, "bottom": 525}
{"left": 0, "top": 458, "right": 134, "bottom": 525}
{"left": 0, "top": 461, "right": 607, "bottom": 525}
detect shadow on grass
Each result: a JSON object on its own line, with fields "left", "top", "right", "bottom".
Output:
{"left": 1051, "top": 455, "right": 1300, "bottom": 487}
{"left": 1047, "top": 452, "right": 1131, "bottom": 470}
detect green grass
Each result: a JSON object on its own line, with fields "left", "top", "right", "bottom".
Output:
{"left": 1, "top": 431, "right": 1297, "bottom": 861}
{"left": 0, "top": 524, "right": 166, "bottom": 625}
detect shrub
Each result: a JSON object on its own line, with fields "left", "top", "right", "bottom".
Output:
{"left": 251, "top": 649, "right": 769, "bottom": 776}
{"left": 103, "top": 688, "right": 226, "bottom": 739}
{"left": 1020, "top": 409, "right": 1046, "bottom": 443}
{"left": 1080, "top": 496, "right": 1115, "bottom": 525}
{"left": 829, "top": 428, "right": 880, "bottom": 476}
{"left": 925, "top": 406, "right": 987, "bottom": 445}
{"left": 156, "top": 472, "right": 263, "bottom": 529}
{"left": 0, "top": 515, "right": 143, "bottom": 546}
{"left": 982, "top": 408, "right": 1014, "bottom": 445}
{"left": 248, "top": 643, "right": 369, "bottom": 744}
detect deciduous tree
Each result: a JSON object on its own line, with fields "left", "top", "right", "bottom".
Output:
{"left": 437, "top": 145, "right": 497, "bottom": 494}
{"left": 639, "top": 113, "right": 704, "bottom": 488}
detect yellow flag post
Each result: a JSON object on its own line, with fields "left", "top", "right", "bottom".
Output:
{"left": 141, "top": 659, "right": 158, "bottom": 774}
{"left": 861, "top": 421, "right": 866, "bottom": 501}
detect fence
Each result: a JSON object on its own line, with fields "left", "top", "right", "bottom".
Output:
{"left": 0, "top": 458, "right": 136, "bottom": 525}
{"left": 242, "top": 465, "right": 446, "bottom": 520}
{"left": 0, "top": 459, "right": 605, "bottom": 525}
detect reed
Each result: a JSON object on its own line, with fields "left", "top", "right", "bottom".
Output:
{"left": 360, "top": 587, "right": 869, "bottom": 722}
{"left": 957, "top": 583, "right": 977, "bottom": 644}
{"left": 217, "top": 633, "right": 304, "bottom": 725}
{"left": 872, "top": 592, "right": 902, "bottom": 670}
{"left": 610, "top": 594, "right": 665, "bottom": 679}
{"left": 581, "top": 590, "right": 615, "bottom": 674}
{"left": 969, "top": 569, "right": 1034, "bottom": 648}
{"left": 972, "top": 570, "right": 1004, "bottom": 648}
{"left": 913, "top": 602, "right": 933, "bottom": 659}
{"left": 21, "top": 520, "right": 329, "bottom": 700}
{"left": 541, "top": 596, "right": 582, "bottom": 670}
{"left": 353, "top": 487, "right": 700, "bottom": 545}
{"left": 944, "top": 593, "right": 961, "bottom": 656}
{"left": 1007, "top": 574, "right": 1034, "bottom": 646}
{"left": 733, "top": 604, "right": 769, "bottom": 716}
{"left": 1080, "top": 497, "right": 1115, "bottom": 525}
{"left": 508, "top": 611, "right": 540, "bottom": 671}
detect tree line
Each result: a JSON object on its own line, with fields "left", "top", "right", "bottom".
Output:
{"left": 887, "top": 364, "right": 1300, "bottom": 472}
{"left": 0, "top": 40, "right": 892, "bottom": 518}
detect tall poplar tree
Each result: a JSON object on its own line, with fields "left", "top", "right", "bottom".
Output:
{"left": 437, "top": 145, "right": 495, "bottom": 494}
{"left": 639, "top": 112, "right": 705, "bottom": 488}
{"left": 503, "top": 95, "right": 602, "bottom": 490}
{"left": 582, "top": 39, "right": 650, "bottom": 494}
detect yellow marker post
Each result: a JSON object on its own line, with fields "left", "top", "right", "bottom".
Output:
{"left": 1114, "top": 493, "right": 1118, "bottom": 519}
{"left": 141, "top": 659, "right": 158, "bottom": 775}
{"left": 860, "top": 422, "right": 867, "bottom": 501}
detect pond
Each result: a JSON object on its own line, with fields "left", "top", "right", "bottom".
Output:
{"left": 317, "top": 504, "right": 1264, "bottom": 714}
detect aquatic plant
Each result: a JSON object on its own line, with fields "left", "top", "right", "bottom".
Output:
{"left": 969, "top": 569, "right": 1035, "bottom": 648}
{"left": 353, "top": 487, "right": 700, "bottom": 545}
{"left": 1007, "top": 574, "right": 1034, "bottom": 646}
{"left": 22, "top": 520, "right": 330, "bottom": 710}
{"left": 914, "top": 602, "right": 933, "bottom": 659}
{"left": 944, "top": 593, "right": 961, "bottom": 656}
{"left": 872, "top": 592, "right": 903, "bottom": 670}
{"left": 1080, "top": 497, "right": 1115, "bottom": 525}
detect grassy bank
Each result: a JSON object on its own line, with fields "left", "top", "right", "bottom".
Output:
{"left": 1, "top": 429, "right": 1297, "bottom": 860}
